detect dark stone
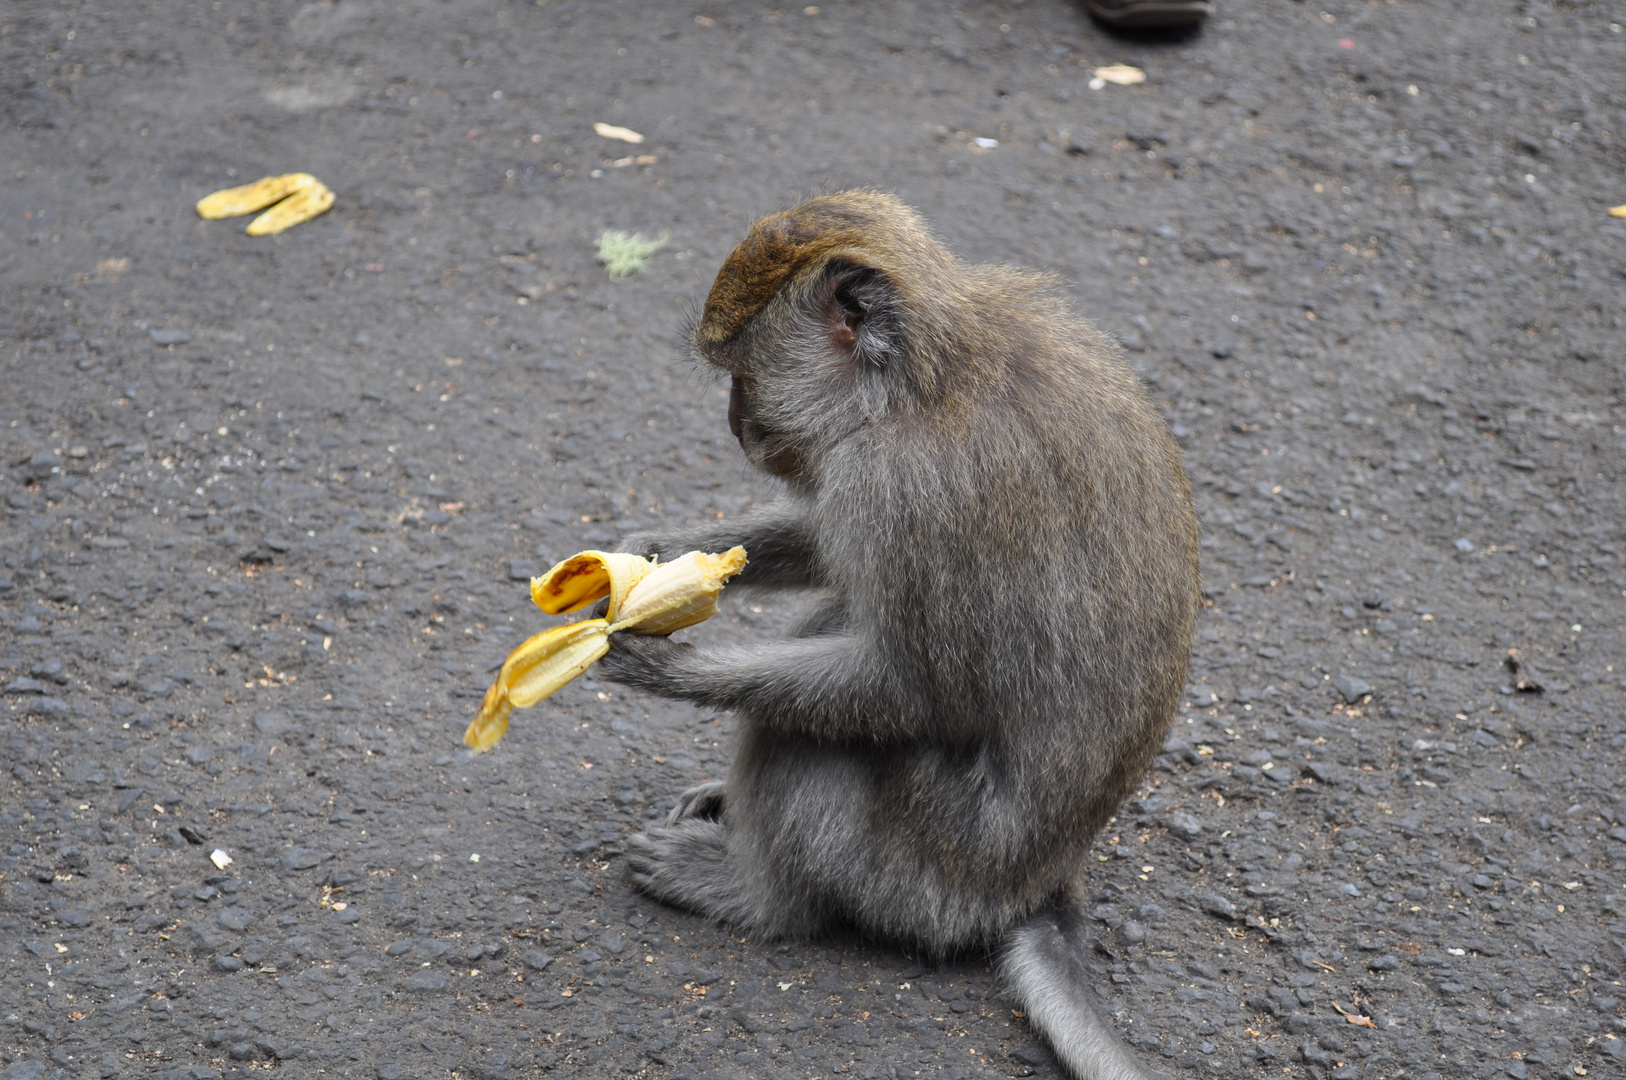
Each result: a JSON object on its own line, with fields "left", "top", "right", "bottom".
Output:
{"left": 1168, "top": 811, "right": 1204, "bottom": 840}
{"left": 408, "top": 971, "right": 448, "bottom": 992}
{"left": 1301, "top": 761, "right": 1340, "bottom": 785}
{"left": 280, "top": 847, "right": 331, "bottom": 871}
{"left": 253, "top": 711, "right": 292, "bottom": 735}
{"left": 470, "top": 1054, "right": 508, "bottom": 1080}
{"left": 21, "top": 452, "right": 61, "bottom": 482}
{"left": 1, "top": 1063, "right": 47, "bottom": 1080}
{"left": 1013, "top": 1046, "right": 1054, "bottom": 1066}
{"left": 1332, "top": 674, "right": 1372, "bottom": 702}
{"left": 50, "top": 904, "right": 91, "bottom": 927}
{"left": 218, "top": 908, "right": 254, "bottom": 931}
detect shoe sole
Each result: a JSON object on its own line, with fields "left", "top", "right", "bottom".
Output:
{"left": 1082, "top": 0, "right": 1212, "bottom": 29}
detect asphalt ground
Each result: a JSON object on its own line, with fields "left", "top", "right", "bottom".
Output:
{"left": 2, "top": 2, "right": 1625, "bottom": 1079}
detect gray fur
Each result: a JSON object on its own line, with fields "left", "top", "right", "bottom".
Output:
{"left": 601, "top": 193, "right": 1197, "bottom": 1080}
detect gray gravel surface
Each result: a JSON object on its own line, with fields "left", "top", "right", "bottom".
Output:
{"left": 3, "top": 2, "right": 1625, "bottom": 1079}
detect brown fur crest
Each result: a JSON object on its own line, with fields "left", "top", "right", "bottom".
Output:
{"left": 695, "top": 190, "right": 936, "bottom": 346}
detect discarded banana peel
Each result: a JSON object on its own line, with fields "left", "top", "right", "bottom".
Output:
{"left": 246, "top": 181, "right": 334, "bottom": 236}
{"left": 464, "top": 546, "right": 747, "bottom": 751}
{"left": 196, "top": 174, "right": 314, "bottom": 218}
{"left": 195, "top": 172, "right": 335, "bottom": 235}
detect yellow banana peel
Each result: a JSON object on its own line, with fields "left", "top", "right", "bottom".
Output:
{"left": 464, "top": 546, "right": 747, "bottom": 751}
{"left": 247, "top": 181, "right": 335, "bottom": 236}
{"left": 196, "top": 173, "right": 335, "bottom": 235}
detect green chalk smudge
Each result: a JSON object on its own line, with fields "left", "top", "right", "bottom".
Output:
{"left": 596, "top": 229, "right": 670, "bottom": 280}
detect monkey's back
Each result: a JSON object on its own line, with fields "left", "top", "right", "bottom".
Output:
{"left": 806, "top": 283, "right": 1199, "bottom": 933}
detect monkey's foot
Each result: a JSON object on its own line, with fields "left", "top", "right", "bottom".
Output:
{"left": 626, "top": 820, "right": 745, "bottom": 923}
{"left": 666, "top": 780, "right": 727, "bottom": 826}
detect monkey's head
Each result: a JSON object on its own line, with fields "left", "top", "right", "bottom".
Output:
{"left": 689, "top": 191, "right": 962, "bottom": 489}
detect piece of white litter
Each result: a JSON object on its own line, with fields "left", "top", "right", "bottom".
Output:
{"left": 594, "top": 122, "right": 645, "bottom": 144}
{"left": 210, "top": 849, "right": 233, "bottom": 870}
{"left": 470, "top": 853, "right": 481, "bottom": 863}
{"left": 973, "top": 137, "right": 998, "bottom": 149}
{"left": 1093, "top": 64, "right": 1146, "bottom": 86}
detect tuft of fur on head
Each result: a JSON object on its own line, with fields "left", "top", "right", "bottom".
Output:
{"left": 690, "top": 190, "right": 1112, "bottom": 407}
{"left": 693, "top": 190, "right": 935, "bottom": 348}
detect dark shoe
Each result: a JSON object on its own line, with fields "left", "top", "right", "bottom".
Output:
{"left": 1082, "top": 0, "right": 1211, "bottom": 30}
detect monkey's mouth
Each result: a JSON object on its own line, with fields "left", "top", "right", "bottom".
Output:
{"left": 736, "top": 419, "right": 797, "bottom": 475}
{"left": 728, "top": 376, "right": 806, "bottom": 481}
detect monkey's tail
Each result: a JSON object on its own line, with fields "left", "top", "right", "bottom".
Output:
{"left": 1001, "top": 902, "right": 1161, "bottom": 1080}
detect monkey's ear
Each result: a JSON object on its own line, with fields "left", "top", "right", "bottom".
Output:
{"left": 827, "top": 264, "right": 899, "bottom": 368}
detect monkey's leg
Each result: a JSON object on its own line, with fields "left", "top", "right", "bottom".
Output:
{"left": 792, "top": 596, "right": 847, "bottom": 638}
{"left": 625, "top": 821, "right": 744, "bottom": 922}
{"left": 625, "top": 820, "right": 815, "bottom": 937}
{"left": 616, "top": 496, "right": 820, "bottom": 590}
{"left": 665, "top": 780, "right": 726, "bottom": 825}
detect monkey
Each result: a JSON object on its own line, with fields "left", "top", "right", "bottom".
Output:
{"left": 597, "top": 190, "right": 1199, "bottom": 1080}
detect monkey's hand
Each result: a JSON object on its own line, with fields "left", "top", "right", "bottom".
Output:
{"left": 614, "top": 530, "right": 689, "bottom": 563}
{"left": 614, "top": 499, "right": 820, "bottom": 591}
{"left": 599, "top": 632, "right": 693, "bottom": 695}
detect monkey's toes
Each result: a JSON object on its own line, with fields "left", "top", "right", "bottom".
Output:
{"left": 666, "top": 780, "right": 727, "bottom": 825}
{"left": 624, "top": 831, "right": 662, "bottom": 891}
{"left": 622, "top": 827, "right": 692, "bottom": 902}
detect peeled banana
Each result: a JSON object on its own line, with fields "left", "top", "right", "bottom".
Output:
{"left": 196, "top": 173, "right": 335, "bottom": 235}
{"left": 464, "top": 546, "right": 747, "bottom": 751}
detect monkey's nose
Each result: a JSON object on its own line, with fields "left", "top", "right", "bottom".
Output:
{"left": 728, "top": 376, "right": 745, "bottom": 441}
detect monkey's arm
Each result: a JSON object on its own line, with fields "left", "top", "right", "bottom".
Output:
{"left": 617, "top": 497, "right": 819, "bottom": 590}
{"left": 600, "top": 633, "right": 934, "bottom": 744}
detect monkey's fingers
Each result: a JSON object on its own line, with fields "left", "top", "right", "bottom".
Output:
{"left": 464, "top": 619, "right": 611, "bottom": 750}
{"left": 531, "top": 550, "right": 658, "bottom": 617}
{"left": 245, "top": 180, "right": 335, "bottom": 236}
{"left": 195, "top": 173, "right": 318, "bottom": 219}
{"left": 608, "top": 547, "right": 748, "bottom": 635}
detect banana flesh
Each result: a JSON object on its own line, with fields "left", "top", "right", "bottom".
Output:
{"left": 464, "top": 546, "right": 747, "bottom": 751}
{"left": 609, "top": 549, "right": 747, "bottom": 635}
{"left": 195, "top": 173, "right": 335, "bottom": 235}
